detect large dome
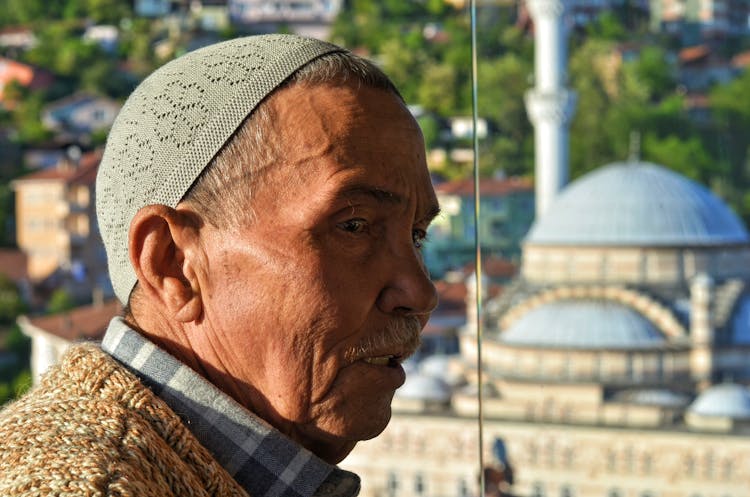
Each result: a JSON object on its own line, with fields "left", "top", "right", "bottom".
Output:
{"left": 501, "top": 300, "right": 666, "bottom": 349}
{"left": 526, "top": 161, "right": 749, "bottom": 246}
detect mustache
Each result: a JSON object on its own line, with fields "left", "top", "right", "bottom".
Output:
{"left": 345, "top": 316, "right": 423, "bottom": 362}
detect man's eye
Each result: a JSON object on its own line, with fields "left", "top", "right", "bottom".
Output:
{"left": 338, "top": 219, "right": 368, "bottom": 233}
{"left": 412, "top": 228, "right": 428, "bottom": 249}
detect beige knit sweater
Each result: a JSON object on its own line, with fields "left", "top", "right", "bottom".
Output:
{"left": 0, "top": 344, "right": 250, "bottom": 497}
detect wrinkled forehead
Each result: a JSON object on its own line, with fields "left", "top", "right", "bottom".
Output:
{"left": 257, "top": 82, "right": 436, "bottom": 215}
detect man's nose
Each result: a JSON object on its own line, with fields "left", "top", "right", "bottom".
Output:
{"left": 376, "top": 246, "right": 438, "bottom": 319}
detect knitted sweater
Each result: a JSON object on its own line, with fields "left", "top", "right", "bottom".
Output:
{"left": 0, "top": 344, "right": 250, "bottom": 497}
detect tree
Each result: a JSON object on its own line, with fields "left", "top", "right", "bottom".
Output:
{"left": 418, "top": 62, "right": 460, "bottom": 116}
{"left": 46, "top": 289, "right": 75, "bottom": 314}
{"left": 0, "top": 275, "right": 25, "bottom": 325}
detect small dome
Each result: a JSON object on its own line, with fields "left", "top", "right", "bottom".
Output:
{"left": 419, "top": 354, "right": 464, "bottom": 387}
{"left": 689, "top": 384, "right": 750, "bottom": 419}
{"left": 396, "top": 373, "right": 451, "bottom": 403}
{"left": 612, "top": 389, "right": 690, "bottom": 408}
{"left": 420, "top": 355, "right": 450, "bottom": 377}
{"left": 526, "top": 161, "right": 749, "bottom": 246}
{"left": 501, "top": 300, "right": 666, "bottom": 349}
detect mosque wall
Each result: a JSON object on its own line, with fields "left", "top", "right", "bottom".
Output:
{"left": 343, "top": 413, "right": 750, "bottom": 497}
{"left": 522, "top": 245, "right": 750, "bottom": 285}
{"left": 460, "top": 334, "right": 693, "bottom": 385}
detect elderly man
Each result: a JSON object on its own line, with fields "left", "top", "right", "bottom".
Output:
{"left": 0, "top": 35, "right": 438, "bottom": 496}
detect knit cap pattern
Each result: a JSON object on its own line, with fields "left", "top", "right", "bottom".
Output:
{"left": 96, "top": 34, "right": 344, "bottom": 303}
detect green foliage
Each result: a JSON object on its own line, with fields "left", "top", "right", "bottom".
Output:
{"left": 46, "top": 289, "right": 75, "bottom": 314}
{"left": 5, "top": 325, "right": 30, "bottom": 360}
{"left": 0, "top": 276, "right": 25, "bottom": 325}
{"left": 12, "top": 369, "right": 32, "bottom": 398}
{"left": 0, "top": 0, "right": 132, "bottom": 26}
{"left": 417, "top": 114, "right": 440, "bottom": 150}
{"left": 10, "top": 90, "right": 53, "bottom": 144}
{"left": 627, "top": 46, "right": 676, "bottom": 101}
{"left": 586, "top": 11, "right": 627, "bottom": 40}
{"left": 0, "top": 382, "right": 10, "bottom": 405}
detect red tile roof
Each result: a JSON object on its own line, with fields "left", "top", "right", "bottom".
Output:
{"left": 0, "top": 249, "right": 27, "bottom": 283}
{"left": 731, "top": 50, "right": 750, "bottom": 69}
{"left": 0, "top": 57, "right": 53, "bottom": 100}
{"left": 28, "top": 299, "right": 121, "bottom": 342}
{"left": 679, "top": 45, "right": 711, "bottom": 64}
{"left": 14, "top": 150, "right": 102, "bottom": 185}
{"left": 435, "top": 176, "right": 533, "bottom": 196}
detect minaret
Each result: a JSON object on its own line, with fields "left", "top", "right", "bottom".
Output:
{"left": 524, "top": 0, "right": 577, "bottom": 218}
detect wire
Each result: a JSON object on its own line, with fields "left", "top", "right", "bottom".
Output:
{"left": 469, "top": 0, "right": 486, "bottom": 494}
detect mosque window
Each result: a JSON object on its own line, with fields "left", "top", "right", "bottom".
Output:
{"left": 624, "top": 446, "right": 635, "bottom": 473}
{"left": 560, "top": 485, "right": 574, "bottom": 497}
{"left": 414, "top": 473, "right": 425, "bottom": 496}
{"left": 642, "top": 453, "right": 653, "bottom": 475}
{"left": 703, "top": 451, "right": 715, "bottom": 479}
{"left": 722, "top": 460, "right": 733, "bottom": 480}
{"left": 562, "top": 447, "right": 574, "bottom": 468}
{"left": 607, "top": 450, "right": 617, "bottom": 472}
{"left": 528, "top": 441, "right": 538, "bottom": 464}
{"left": 458, "top": 478, "right": 469, "bottom": 497}
{"left": 685, "top": 455, "right": 696, "bottom": 476}
{"left": 386, "top": 472, "right": 398, "bottom": 497}
{"left": 608, "top": 489, "right": 621, "bottom": 497}
{"left": 531, "top": 481, "right": 545, "bottom": 497}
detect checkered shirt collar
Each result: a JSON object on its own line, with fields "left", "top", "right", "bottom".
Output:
{"left": 101, "top": 317, "right": 360, "bottom": 497}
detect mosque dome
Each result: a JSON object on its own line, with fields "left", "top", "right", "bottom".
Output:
{"left": 501, "top": 300, "right": 666, "bottom": 349}
{"left": 396, "top": 373, "right": 452, "bottom": 403}
{"left": 526, "top": 161, "right": 749, "bottom": 246}
{"left": 688, "top": 384, "right": 750, "bottom": 419}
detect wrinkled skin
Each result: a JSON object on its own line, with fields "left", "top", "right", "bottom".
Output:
{"left": 132, "top": 82, "right": 439, "bottom": 463}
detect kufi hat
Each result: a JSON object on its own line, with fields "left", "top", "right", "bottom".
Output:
{"left": 96, "top": 35, "right": 344, "bottom": 303}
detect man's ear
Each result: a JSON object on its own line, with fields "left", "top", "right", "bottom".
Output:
{"left": 128, "top": 204, "right": 203, "bottom": 322}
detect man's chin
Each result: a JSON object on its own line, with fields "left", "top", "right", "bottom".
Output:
{"left": 300, "top": 405, "right": 394, "bottom": 462}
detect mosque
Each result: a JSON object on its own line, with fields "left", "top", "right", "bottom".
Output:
{"left": 341, "top": 1, "right": 750, "bottom": 496}
{"left": 342, "top": 159, "right": 750, "bottom": 497}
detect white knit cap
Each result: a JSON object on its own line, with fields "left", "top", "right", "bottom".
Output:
{"left": 96, "top": 35, "right": 345, "bottom": 304}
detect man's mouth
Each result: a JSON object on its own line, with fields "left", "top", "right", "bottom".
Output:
{"left": 363, "top": 355, "right": 402, "bottom": 367}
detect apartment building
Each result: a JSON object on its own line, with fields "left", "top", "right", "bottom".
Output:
{"left": 12, "top": 151, "right": 110, "bottom": 303}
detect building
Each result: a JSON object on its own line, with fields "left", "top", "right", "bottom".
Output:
{"left": 0, "top": 27, "right": 37, "bottom": 52}
{"left": 649, "top": 0, "right": 750, "bottom": 42}
{"left": 343, "top": 160, "right": 750, "bottom": 497}
{"left": 41, "top": 93, "right": 121, "bottom": 141}
{"left": 0, "top": 57, "right": 53, "bottom": 104}
{"left": 12, "top": 151, "right": 111, "bottom": 303}
{"left": 425, "top": 177, "right": 534, "bottom": 278}
{"left": 228, "top": 0, "right": 341, "bottom": 38}
{"left": 17, "top": 298, "right": 120, "bottom": 383}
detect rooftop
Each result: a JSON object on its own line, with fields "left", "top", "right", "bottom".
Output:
{"left": 25, "top": 299, "right": 121, "bottom": 342}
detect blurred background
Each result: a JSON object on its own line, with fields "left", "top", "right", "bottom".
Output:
{"left": 0, "top": 1, "right": 749, "bottom": 496}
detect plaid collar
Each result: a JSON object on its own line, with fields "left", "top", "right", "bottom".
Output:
{"left": 101, "top": 317, "right": 360, "bottom": 497}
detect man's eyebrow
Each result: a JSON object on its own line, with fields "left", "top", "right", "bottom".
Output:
{"left": 341, "top": 185, "right": 404, "bottom": 205}
{"left": 339, "top": 185, "right": 441, "bottom": 223}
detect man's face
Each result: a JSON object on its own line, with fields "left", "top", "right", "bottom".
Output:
{"left": 191, "top": 82, "right": 439, "bottom": 463}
